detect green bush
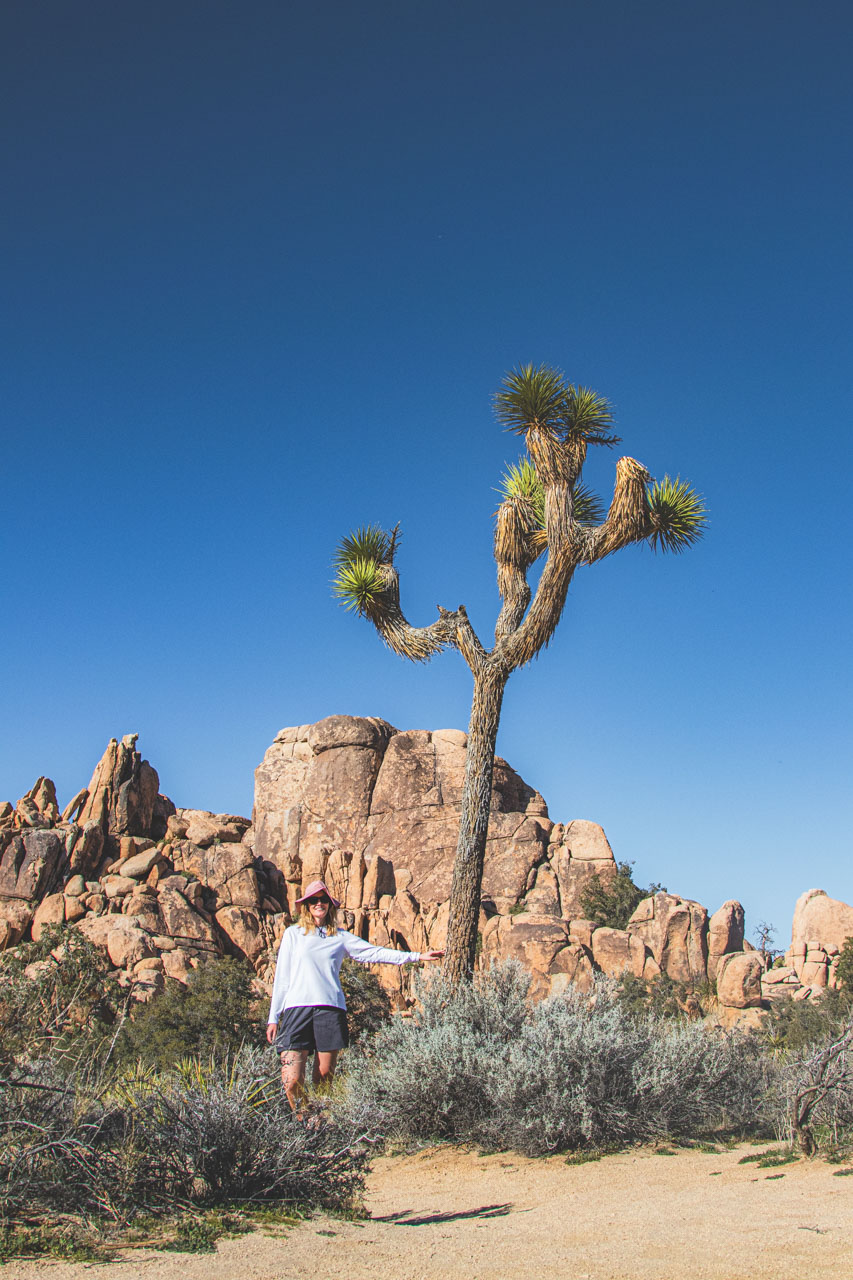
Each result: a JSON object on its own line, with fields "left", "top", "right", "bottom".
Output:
{"left": 615, "top": 971, "right": 697, "bottom": 1019}
{"left": 761, "top": 987, "right": 853, "bottom": 1052}
{"left": 339, "top": 958, "right": 392, "bottom": 1043}
{"left": 579, "top": 861, "right": 666, "bottom": 930}
{"left": 836, "top": 937, "right": 853, "bottom": 991}
{"left": 115, "top": 957, "right": 261, "bottom": 1069}
{"left": 0, "top": 925, "right": 122, "bottom": 1070}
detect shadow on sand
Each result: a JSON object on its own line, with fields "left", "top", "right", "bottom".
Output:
{"left": 372, "top": 1204, "right": 513, "bottom": 1227}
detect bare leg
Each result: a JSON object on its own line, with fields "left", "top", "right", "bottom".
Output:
{"left": 280, "top": 1050, "right": 309, "bottom": 1111}
{"left": 312, "top": 1050, "right": 340, "bottom": 1093}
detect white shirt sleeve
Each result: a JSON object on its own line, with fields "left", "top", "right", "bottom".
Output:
{"left": 268, "top": 928, "right": 294, "bottom": 1025}
{"left": 341, "top": 931, "right": 420, "bottom": 966}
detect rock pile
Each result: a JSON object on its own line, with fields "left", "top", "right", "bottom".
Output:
{"left": 1, "top": 718, "right": 850, "bottom": 1021}
{"left": 0, "top": 736, "right": 282, "bottom": 1001}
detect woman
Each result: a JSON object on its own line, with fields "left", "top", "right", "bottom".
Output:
{"left": 266, "top": 879, "right": 443, "bottom": 1109}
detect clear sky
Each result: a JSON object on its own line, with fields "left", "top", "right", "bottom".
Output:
{"left": 3, "top": 0, "right": 851, "bottom": 947}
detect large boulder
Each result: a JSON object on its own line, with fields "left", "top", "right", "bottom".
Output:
{"left": 790, "top": 890, "right": 853, "bottom": 954}
{"left": 0, "top": 900, "right": 34, "bottom": 948}
{"left": 0, "top": 830, "right": 67, "bottom": 902}
{"left": 716, "top": 952, "right": 764, "bottom": 1009}
{"left": 626, "top": 892, "right": 709, "bottom": 984}
{"left": 253, "top": 718, "right": 553, "bottom": 912}
{"left": 78, "top": 914, "right": 156, "bottom": 969}
{"left": 549, "top": 821, "right": 617, "bottom": 918}
{"left": 707, "top": 900, "right": 745, "bottom": 979}
{"left": 591, "top": 926, "right": 655, "bottom": 980}
{"left": 480, "top": 913, "right": 572, "bottom": 998}
{"left": 171, "top": 839, "right": 259, "bottom": 909}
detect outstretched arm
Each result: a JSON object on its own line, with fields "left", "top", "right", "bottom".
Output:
{"left": 342, "top": 932, "right": 443, "bottom": 965}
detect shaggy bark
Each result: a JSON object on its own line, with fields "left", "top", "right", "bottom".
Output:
{"left": 444, "top": 665, "right": 508, "bottom": 985}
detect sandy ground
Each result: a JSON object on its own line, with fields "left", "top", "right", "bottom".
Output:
{"left": 9, "top": 1143, "right": 853, "bottom": 1280}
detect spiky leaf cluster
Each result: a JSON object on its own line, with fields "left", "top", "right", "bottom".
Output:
{"left": 497, "top": 457, "right": 545, "bottom": 526}
{"left": 495, "top": 364, "right": 620, "bottom": 448}
{"left": 494, "top": 364, "right": 567, "bottom": 437}
{"left": 646, "top": 476, "right": 707, "bottom": 553}
{"left": 333, "top": 524, "right": 396, "bottom": 569}
{"left": 571, "top": 482, "right": 606, "bottom": 526}
{"left": 332, "top": 524, "right": 396, "bottom": 615}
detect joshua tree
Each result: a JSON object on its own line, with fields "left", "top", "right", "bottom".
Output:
{"left": 333, "top": 365, "right": 706, "bottom": 985}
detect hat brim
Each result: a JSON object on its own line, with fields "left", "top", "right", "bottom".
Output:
{"left": 295, "top": 880, "right": 341, "bottom": 908}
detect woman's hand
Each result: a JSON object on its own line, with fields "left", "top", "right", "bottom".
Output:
{"left": 266, "top": 1022, "right": 278, "bottom": 1044}
{"left": 419, "top": 949, "right": 444, "bottom": 963}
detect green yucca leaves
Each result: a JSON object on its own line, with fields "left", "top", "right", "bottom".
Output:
{"left": 646, "top": 476, "right": 707, "bottom": 552}
{"left": 333, "top": 524, "right": 396, "bottom": 571}
{"left": 332, "top": 557, "right": 386, "bottom": 614}
{"left": 571, "top": 482, "right": 606, "bottom": 525}
{"left": 495, "top": 364, "right": 620, "bottom": 449}
{"left": 495, "top": 364, "right": 569, "bottom": 436}
{"left": 497, "top": 456, "right": 542, "bottom": 505}
{"left": 498, "top": 458, "right": 605, "bottom": 534}
{"left": 561, "top": 385, "right": 620, "bottom": 448}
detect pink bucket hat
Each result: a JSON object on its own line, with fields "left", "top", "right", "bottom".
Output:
{"left": 295, "top": 879, "right": 340, "bottom": 907}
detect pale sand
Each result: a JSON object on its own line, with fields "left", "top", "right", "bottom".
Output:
{"left": 9, "top": 1144, "right": 853, "bottom": 1280}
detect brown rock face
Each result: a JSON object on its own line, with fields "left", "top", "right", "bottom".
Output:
{"left": 481, "top": 914, "right": 573, "bottom": 999}
{"left": 0, "top": 900, "right": 35, "bottom": 947}
{"left": 591, "top": 926, "right": 649, "bottom": 980}
{"left": 707, "top": 900, "right": 745, "bottom": 979}
{"left": 716, "top": 952, "right": 764, "bottom": 1009}
{"left": 627, "top": 893, "right": 709, "bottom": 984}
{"left": 77, "top": 734, "right": 174, "bottom": 844}
{"left": 215, "top": 905, "right": 265, "bottom": 963}
{"left": 0, "top": 830, "right": 67, "bottom": 902}
{"left": 790, "top": 890, "right": 853, "bottom": 954}
{"left": 252, "top": 717, "right": 627, "bottom": 1000}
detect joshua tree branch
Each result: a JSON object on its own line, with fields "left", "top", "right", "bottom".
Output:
{"left": 581, "top": 456, "right": 653, "bottom": 563}
{"left": 499, "top": 545, "right": 578, "bottom": 669}
{"left": 494, "top": 566, "right": 532, "bottom": 642}
{"left": 438, "top": 604, "right": 488, "bottom": 675}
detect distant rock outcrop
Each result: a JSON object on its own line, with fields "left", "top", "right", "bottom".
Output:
{"left": 2, "top": 719, "right": 851, "bottom": 1021}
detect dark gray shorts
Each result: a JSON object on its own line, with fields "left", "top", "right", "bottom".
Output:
{"left": 275, "top": 1005, "right": 349, "bottom": 1053}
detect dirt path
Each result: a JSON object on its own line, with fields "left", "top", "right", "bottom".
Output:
{"left": 9, "top": 1143, "right": 853, "bottom": 1280}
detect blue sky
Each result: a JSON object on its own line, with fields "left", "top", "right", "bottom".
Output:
{"left": 3, "top": 0, "right": 851, "bottom": 946}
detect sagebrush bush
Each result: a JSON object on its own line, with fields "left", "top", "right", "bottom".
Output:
{"left": 340, "top": 962, "right": 771, "bottom": 1155}
{"left": 0, "top": 1047, "right": 369, "bottom": 1223}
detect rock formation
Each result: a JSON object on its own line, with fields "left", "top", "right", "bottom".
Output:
{"left": 1, "top": 719, "right": 851, "bottom": 1023}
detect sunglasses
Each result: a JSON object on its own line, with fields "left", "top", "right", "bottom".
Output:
{"left": 305, "top": 896, "right": 330, "bottom": 906}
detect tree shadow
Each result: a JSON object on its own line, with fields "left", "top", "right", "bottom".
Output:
{"left": 373, "top": 1203, "right": 513, "bottom": 1226}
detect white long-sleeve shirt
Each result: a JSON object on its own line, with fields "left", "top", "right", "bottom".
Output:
{"left": 267, "top": 925, "right": 420, "bottom": 1024}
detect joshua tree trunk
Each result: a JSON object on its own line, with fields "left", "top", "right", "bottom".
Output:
{"left": 444, "top": 664, "right": 508, "bottom": 984}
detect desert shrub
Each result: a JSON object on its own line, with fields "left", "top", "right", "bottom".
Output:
{"left": 579, "top": 861, "right": 666, "bottom": 930}
{"left": 774, "top": 1018, "right": 853, "bottom": 1154}
{"left": 339, "top": 959, "right": 392, "bottom": 1042}
{"left": 0, "top": 1047, "right": 369, "bottom": 1224}
{"left": 761, "top": 988, "right": 853, "bottom": 1053}
{"left": 115, "top": 957, "right": 261, "bottom": 1069}
{"left": 0, "top": 925, "right": 122, "bottom": 1070}
{"left": 340, "top": 962, "right": 770, "bottom": 1155}
{"left": 615, "top": 972, "right": 687, "bottom": 1019}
